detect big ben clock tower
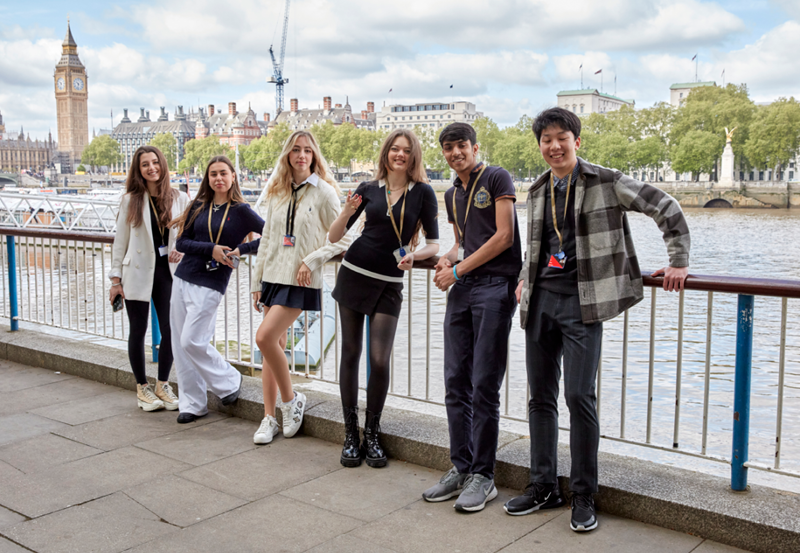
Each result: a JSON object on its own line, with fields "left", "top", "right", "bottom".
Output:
{"left": 54, "top": 21, "right": 88, "bottom": 173}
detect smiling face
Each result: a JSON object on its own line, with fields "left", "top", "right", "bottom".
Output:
{"left": 387, "top": 135, "right": 412, "bottom": 175}
{"left": 538, "top": 124, "right": 581, "bottom": 177}
{"left": 208, "top": 161, "right": 233, "bottom": 198}
{"left": 441, "top": 138, "right": 479, "bottom": 175}
{"left": 288, "top": 135, "right": 314, "bottom": 178}
{"left": 139, "top": 152, "right": 161, "bottom": 184}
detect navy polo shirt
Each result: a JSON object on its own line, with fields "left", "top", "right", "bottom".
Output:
{"left": 444, "top": 163, "right": 522, "bottom": 277}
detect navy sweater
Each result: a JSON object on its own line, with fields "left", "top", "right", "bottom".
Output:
{"left": 175, "top": 201, "right": 264, "bottom": 294}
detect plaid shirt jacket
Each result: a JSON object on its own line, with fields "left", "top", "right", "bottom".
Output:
{"left": 519, "top": 158, "right": 690, "bottom": 327}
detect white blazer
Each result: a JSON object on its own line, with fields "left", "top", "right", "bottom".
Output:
{"left": 109, "top": 190, "right": 191, "bottom": 302}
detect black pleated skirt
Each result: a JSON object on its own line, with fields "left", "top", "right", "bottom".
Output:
{"left": 260, "top": 281, "right": 321, "bottom": 311}
{"left": 332, "top": 265, "right": 403, "bottom": 318}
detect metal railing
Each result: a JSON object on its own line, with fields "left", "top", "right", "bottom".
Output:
{"left": 0, "top": 192, "right": 119, "bottom": 233}
{"left": 2, "top": 227, "right": 799, "bottom": 491}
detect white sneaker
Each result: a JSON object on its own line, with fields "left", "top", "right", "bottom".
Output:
{"left": 280, "top": 391, "right": 306, "bottom": 438}
{"left": 137, "top": 383, "right": 165, "bottom": 412}
{"left": 154, "top": 381, "right": 179, "bottom": 411}
{"left": 254, "top": 415, "right": 279, "bottom": 445}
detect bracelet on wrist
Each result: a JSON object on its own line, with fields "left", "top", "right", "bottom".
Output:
{"left": 453, "top": 265, "right": 460, "bottom": 281}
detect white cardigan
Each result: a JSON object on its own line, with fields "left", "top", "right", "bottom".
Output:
{"left": 250, "top": 177, "right": 351, "bottom": 292}
{"left": 109, "top": 190, "right": 190, "bottom": 302}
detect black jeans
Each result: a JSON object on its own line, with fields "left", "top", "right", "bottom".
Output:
{"left": 443, "top": 275, "right": 516, "bottom": 479}
{"left": 125, "top": 264, "right": 174, "bottom": 385}
{"left": 525, "top": 286, "right": 602, "bottom": 494}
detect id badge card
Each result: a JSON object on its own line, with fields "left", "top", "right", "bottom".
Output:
{"left": 393, "top": 245, "right": 408, "bottom": 263}
{"left": 283, "top": 235, "right": 296, "bottom": 247}
{"left": 547, "top": 251, "right": 567, "bottom": 269}
{"left": 457, "top": 246, "right": 465, "bottom": 262}
{"left": 158, "top": 245, "right": 169, "bottom": 257}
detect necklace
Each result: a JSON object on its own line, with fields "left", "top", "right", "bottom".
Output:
{"left": 387, "top": 182, "right": 408, "bottom": 195}
{"left": 212, "top": 201, "right": 225, "bottom": 213}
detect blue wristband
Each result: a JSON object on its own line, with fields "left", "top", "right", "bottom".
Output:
{"left": 453, "top": 265, "right": 460, "bottom": 281}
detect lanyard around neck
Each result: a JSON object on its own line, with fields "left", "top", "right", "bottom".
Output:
{"left": 385, "top": 181, "right": 408, "bottom": 247}
{"left": 549, "top": 172, "right": 572, "bottom": 253}
{"left": 147, "top": 194, "right": 165, "bottom": 245}
{"left": 286, "top": 182, "right": 309, "bottom": 237}
{"left": 452, "top": 164, "right": 487, "bottom": 247}
{"left": 207, "top": 201, "right": 231, "bottom": 245}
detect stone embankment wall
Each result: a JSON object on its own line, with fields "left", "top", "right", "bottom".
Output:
{"left": 653, "top": 181, "right": 800, "bottom": 209}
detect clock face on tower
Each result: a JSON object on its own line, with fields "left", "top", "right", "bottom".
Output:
{"left": 57, "top": 77, "right": 65, "bottom": 91}
{"left": 73, "top": 77, "right": 84, "bottom": 91}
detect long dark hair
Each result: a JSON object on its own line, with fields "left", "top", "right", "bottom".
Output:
{"left": 125, "top": 146, "right": 177, "bottom": 229}
{"left": 171, "top": 155, "right": 245, "bottom": 235}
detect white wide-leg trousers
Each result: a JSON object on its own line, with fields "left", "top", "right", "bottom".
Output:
{"left": 170, "top": 277, "right": 240, "bottom": 415}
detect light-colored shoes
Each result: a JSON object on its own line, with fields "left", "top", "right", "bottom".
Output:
{"left": 154, "top": 381, "right": 179, "bottom": 411}
{"left": 280, "top": 391, "right": 306, "bottom": 438}
{"left": 137, "top": 383, "right": 165, "bottom": 412}
{"left": 254, "top": 415, "right": 279, "bottom": 445}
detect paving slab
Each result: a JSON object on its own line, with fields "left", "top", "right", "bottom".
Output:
{"left": 53, "top": 408, "right": 227, "bottom": 451}
{"left": 0, "top": 446, "right": 191, "bottom": 518}
{"left": 502, "top": 511, "right": 702, "bottom": 553}
{"left": 0, "top": 538, "right": 28, "bottom": 553}
{"left": 693, "top": 541, "right": 754, "bottom": 553}
{"left": 0, "top": 366, "right": 73, "bottom": 393}
{"left": 0, "top": 506, "right": 25, "bottom": 530}
{"left": 124, "top": 494, "right": 362, "bottom": 553}
{"left": 123, "top": 475, "right": 247, "bottom": 528}
{"left": 305, "top": 534, "right": 400, "bottom": 553}
{"left": 3, "top": 492, "right": 176, "bottom": 553}
{"left": 281, "top": 460, "right": 440, "bottom": 522}
{"left": 30, "top": 388, "right": 134, "bottom": 425}
{"left": 179, "top": 433, "right": 343, "bottom": 501}
{"left": 0, "top": 433, "right": 102, "bottom": 474}
{"left": 0, "top": 412, "right": 69, "bottom": 447}
{"left": 0, "top": 460, "right": 24, "bottom": 480}
{"left": 0, "top": 376, "right": 121, "bottom": 417}
{"left": 351, "top": 490, "right": 562, "bottom": 553}
{"left": 135, "top": 416, "right": 257, "bottom": 466}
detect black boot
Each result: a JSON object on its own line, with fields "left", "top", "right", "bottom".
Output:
{"left": 362, "top": 410, "right": 387, "bottom": 468}
{"left": 340, "top": 406, "right": 362, "bottom": 468}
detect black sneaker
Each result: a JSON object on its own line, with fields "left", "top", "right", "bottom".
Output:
{"left": 503, "top": 482, "right": 565, "bottom": 516}
{"left": 570, "top": 493, "right": 598, "bottom": 532}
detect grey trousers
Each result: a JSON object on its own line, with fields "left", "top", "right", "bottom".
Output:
{"left": 525, "top": 286, "right": 602, "bottom": 494}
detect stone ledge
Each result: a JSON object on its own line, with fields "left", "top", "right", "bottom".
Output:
{"left": 2, "top": 326, "right": 798, "bottom": 553}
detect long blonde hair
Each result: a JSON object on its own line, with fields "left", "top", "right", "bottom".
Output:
{"left": 267, "top": 131, "right": 340, "bottom": 202}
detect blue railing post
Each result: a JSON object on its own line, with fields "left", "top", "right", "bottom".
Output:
{"left": 366, "top": 315, "right": 371, "bottom": 383}
{"left": 150, "top": 300, "right": 161, "bottom": 363}
{"left": 6, "top": 236, "right": 19, "bottom": 331}
{"left": 731, "top": 294, "right": 754, "bottom": 491}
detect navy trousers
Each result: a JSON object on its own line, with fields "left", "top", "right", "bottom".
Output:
{"left": 526, "top": 286, "right": 603, "bottom": 494}
{"left": 443, "top": 275, "right": 516, "bottom": 479}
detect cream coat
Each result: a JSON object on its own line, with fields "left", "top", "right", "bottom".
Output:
{"left": 109, "top": 190, "right": 191, "bottom": 302}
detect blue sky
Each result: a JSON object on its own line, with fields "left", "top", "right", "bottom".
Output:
{"left": 1, "top": 0, "right": 799, "bottom": 140}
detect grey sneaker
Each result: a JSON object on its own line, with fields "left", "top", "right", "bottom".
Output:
{"left": 422, "top": 466, "right": 469, "bottom": 502}
{"left": 454, "top": 474, "right": 498, "bottom": 512}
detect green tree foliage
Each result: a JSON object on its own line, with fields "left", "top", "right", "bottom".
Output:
{"left": 241, "top": 123, "right": 292, "bottom": 173}
{"left": 178, "top": 136, "right": 232, "bottom": 173}
{"left": 670, "top": 84, "right": 755, "bottom": 162}
{"left": 630, "top": 135, "right": 669, "bottom": 174}
{"left": 80, "top": 135, "right": 122, "bottom": 171}
{"left": 670, "top": 130, "right": 723, "bottom": 177}
{"left": 743, "top": 97, "right": 800, "bottom": 171}
{"left": 472, "top": 116, "right": 501, "bottom": 165}
{"left": 147, "top": 133, "right": 177, "bottom": 170}
{"left": 76, "top": 164, "right": 86, "bottom": 172}
{"left": 580, "top": 132, "right": 630, "bottom": 171}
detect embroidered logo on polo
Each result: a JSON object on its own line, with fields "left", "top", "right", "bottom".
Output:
{"left": 473, "top": 187, "right": 492, "bottom": 209}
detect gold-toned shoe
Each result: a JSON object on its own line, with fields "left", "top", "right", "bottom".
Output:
{"left": 154, "top": 381, "right": 179, "bottom": 411}
{"left": 137, "top": 383, "right": 165, "bottom": 412}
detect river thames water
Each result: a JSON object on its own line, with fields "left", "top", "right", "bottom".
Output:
{"left": 3, "top": 205, "right": 799, "bottom": 480}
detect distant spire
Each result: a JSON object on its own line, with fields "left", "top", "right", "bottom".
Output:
{"left": 63, "top": 20, "right": 77, "bottom": 48}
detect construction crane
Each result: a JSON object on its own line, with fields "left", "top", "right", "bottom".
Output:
{"left": 266, "top": 0, "right": 291, "bottom": 116}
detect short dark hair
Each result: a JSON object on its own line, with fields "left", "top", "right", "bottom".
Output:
{"left": 532, "top": 108, "right": 581, "bottom": 143}
{"left": 438, "top": 122, "right": 477, "bottom": 147}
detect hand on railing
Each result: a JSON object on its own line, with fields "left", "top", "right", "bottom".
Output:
{"left": 397, "top": 252, "right": 414, "bottom": 271}
{"left": 651, "top": 266, "right": 689, "bottom": 292}
{"left": 433, "top": 256, "right": 455, "bottom": 291}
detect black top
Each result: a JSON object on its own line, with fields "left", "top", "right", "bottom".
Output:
{"left": 444, "top": 164, "right": 522, "bottom": 277}
{"left": 535, "top": 163, "right": 579, "bottom": 294}
{"left": 175, "top": 201, "right": 264, "bottom": 294}
{"left": 148, "top": 200, "right": 169, "bottom": 269}
{"left": 343, "top": 180, "right": 439, "bottom": 280}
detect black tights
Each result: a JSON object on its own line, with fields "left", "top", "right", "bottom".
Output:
{"left": 338, "top": 305, "right": 399, "bottom": 413}
{"left": 125, "top": 265, "right": 173, "bottom": 385}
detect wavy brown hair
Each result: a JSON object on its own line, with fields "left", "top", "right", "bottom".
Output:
{"left": 374, "top": 129, "right": 428, "bottom": 251}
{"left": 171, "top": 155, "right": 245, "bottom": 235}
{"left": 125, "top": 146, "right": 177, "bottom": 229}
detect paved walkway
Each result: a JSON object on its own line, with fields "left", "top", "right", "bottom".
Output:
{"left": 0, "top": 358, "right": 750, "bottom": 553}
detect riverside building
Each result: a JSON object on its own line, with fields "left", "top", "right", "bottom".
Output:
{"left": 269, "top": 97, "right": 376, "bottom": 132}
{"left": 110, "top": 107, "right": 195, "bottom": 171}
{"left": 376, "top": 101, "right": 483, "bottom": 131}
{"left": 556, "top": 89, "right": 634, "bottom": 115}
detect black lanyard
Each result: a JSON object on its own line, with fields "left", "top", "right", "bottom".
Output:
{"left": 148, "top": 194, "right": 165, "bottom": 246}
{"left": 285, "top": 183, "right": 308, "bottom": 238}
